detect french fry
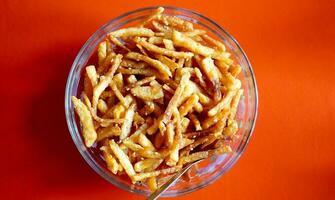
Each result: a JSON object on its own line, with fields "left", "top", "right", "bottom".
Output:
{"left": 127, "top": 75, "right": 137, "bottom": 84}
{"left": 132, "top": 166, "right": 182, "bottom": 182}
{"left": 109, "top": 27, "right": 154, "bottom": 38}
{"left": 109, "top": 35, "right": 130, "bottom": 51}
{"left": 200, "top": 57, "right": 221, "bottom": 101}
{"left": 229, "top": 64, "right": 242, "bottom": 77}
{"left": 72, "top": 96, "right": 97, "bottom": 147}
{"left": 126, "top": 76, "right": 156, "bottom": 90}
{"left": 208, "top": 90, "right": 236, "bottom": 117}
{"left": 166, "top": 122, "right": 175, "bottom": 147}
{"left": 134, "top": 37, "right": 193, "bottom": 58}
{"left": 189, "top": 113, "right": 202, "bottom": 131}
{"left": 113, "top": 73, "right": 124, "bottom": 91}
{"left": 97, "top": 125, "right": 121, "bottom": 142}
{"left": 134, "top": 158, "right": 163, "bottom": 173}
{"left": 194, "top": 67, "right": 207, "bottom": 88}
{"left": 162, "top": 84, "right": 175, "bottom": 94}
{"left": 110, "top": 81, "right": 127, "bottom": 107}
{"left": 97, "top": 99, "right": 108, "bottom": 114}
{"left": 130, "top": 85, "right": 164, "bottom": 101}
{"left": 160, "top": 72, "right": 190, "bottom": 129}
{"left": 201, "top": 34, "right": 226, "bottom": 51}
{"left": 139, "top": 6, "right": 164, "bottom": 27}
{"left": 147, "top": 177, "right": 158, "bottom": 192}
{"left": 109, "top": 140, "right": 136, "bottom": 178}
{"left": 180, "top": 117, "right": 190, "bottom": 133}
{"left": 159, "top": 15, "right": 193, "bottom": 32}
{"left": 137, "top": 133, "right": 156, "bottom": 151}
{"left": 129, "top": 123, "right": 149, "bottom": 141}
{"left": 155, "top": 54, "right": 179, "bottom": 72}
{"left": 148, "top": 36, "right": 164, "bottom": 44}
{"left": 120, "top": 103, "right": 136, "bottom": 140}
{"left": 98, "top": 41, "right": 108, "bottom": 67}
{"left": 163, "top": 39, "right": 175, "bottom": 50}
{"left": 223, "top": 119, "right": 238, "bottom": 137}
{"left": 179, "top": 94, "right": 199, "bottom": 117}
{"left": 121, "top": 59, "right": 148, "bottom": 69}
{"left": 122, "top": 138, "right": 144, "bottom": 152}
{"left": 193, "top": 101, "right": 203, "bottom": 113}
{"left": 86, "top": 65, "right": 98, "bottom": 87}
{"left": 179, "top": 151, "right": 208, "bottom": 165}
{"left": 166, "top": 109, "right": 182, "bottom": 166}
{"left": 126, "top": 52, "right": 172, "bottom": 78}
{"left": 203, "top": 107, "right": 230, "bottom": 129}
{"left": 101, "top": 146, "right": 120, "bottom": 174}
{"left": 172, "top": 30, "right": 215, "bottom": 57}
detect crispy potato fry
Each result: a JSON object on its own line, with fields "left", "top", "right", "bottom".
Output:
{"left": 160, "top": 15, "right": 193, "bottom": 31}
{"left": 223, "top": 119, "right": 238, "bottom": 137}
{"left": 110, "top": 81, "right": 127, "bottom": 107}
{"left": 166, "top": 109, "right": 182, "bottom": 166}
{"left": 126, "top": 52, "right": 172, "bottom": 78}
{"left": 98, "top": 41, "right": 108, "bottom": 66}
{"left": 127, "top": 76, "right": 156, "bottom": 90}
{"left": 122, "top": 138, "right": 144, "bottom": 151}
{"left": 113, "top": 73, "right": 124, "bottom": 91}
{"left": 172, "top": 30, "right": 215, "bottom": 57}
{"left": 148, "top": 36, "right": 164, "bottom": 44}
{"left": 134, "top": 158, "right": 163, "bottom": 173}
{"left": 139, "top": 6, "right": 164, "bottom": 27}
{"left": 179, "top": 94, "right": 199, "bottom": 117}
{"left": 166, "top": 122, "right": 175, "bottom": 147}
{"left": 160, "top": 72, "right": 190, "bottom": 127}
{"left": 109, "top": 27, "right": 154, "bottom": 38}
{"left": 229, "top": 64, "right": 242, "bottom": 77}
{"left": 194, "top": 101, "right": 203, "bottom": 113}
{"left": 189, "top": 113, "right": 202, "bottom": 131}
{"left": 147, "top": 177, "right": 158, "bottom": 192}
{"left": 97, "top": 125, "right": 121, "bottom": 142}
{"left": 155, "top": 54, "right": 179, "bottom": 72}
{"left": 184, "top": 29, "right": 206, "bottom": 37}
{"left": 127, "top": 75, "right": 137, "bottom": 84}
{"left": 121, "top": 59, "right": 148, "bottom": 69}
{"left": 135, "top": 37, "right": 193, "bottom": 58}
{"left": 129, "top": 123, "right": 149, "bottom": 141}
{"left": 200, "top": 57, "right": 221, "bottom": 100}
{"left": 180, "top": 117, "right": 190, "bottom": 133}
{"left": 229, "top": 89, "right": 243, "bottom": 120}
{"left": 179, "top": 151, "right": 209, "bottom": 165}
{"left": 97, "top": 99, "right": 108, "bottom": 114}
{"left": 86, "top": 65, "right": 98, "bottom": 87}
{"left": 201, "top": 34, "right": 226, "bottom": 51}
{"left": 137, "top": 133, "right": 156, "bottom": 151}
{"left": 120, "top": 103, "right": 136, "bottom": 140}
{"left": 163, "top": 39, "right": 175, "bottom": 50}
{"left": 101, "top": 146, "right": 120, "bottom": 174}
{"left": 203, "top": 107, "right": 230, "bottom": 129}
{"left": 131, "top": 85, "right": 163, "bottom": 101}
{"left": 208, "top": 90, "right": 236, "bottom": 117}
{"left": 132, "top": 166, "right": 181, "bottom": 182}
{"left": 162, "top": 84, "right": 175, "bottom": 94}
{"left": 109, "top": 140, "right": 136, "bottom": 178}
{"left": 72, "top": 96, "right": 97, "bottom": 147}
{"left": 194, "top": 67, "right": 207, "bottom": 88}
{"left": 109, "top": 35, "right": 130, "bottom": 51}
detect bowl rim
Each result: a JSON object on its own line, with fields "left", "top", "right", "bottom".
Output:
{"left": 65, "top": 5, "right": 258, "bottom": 197}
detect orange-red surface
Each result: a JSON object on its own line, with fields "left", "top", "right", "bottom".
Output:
{"left": 1, "top": 0, "right": 335, "bottom": 199}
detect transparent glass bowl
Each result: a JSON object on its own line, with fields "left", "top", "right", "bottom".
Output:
{"left": 65, "top": 6, "right": 258, "bottom": 197}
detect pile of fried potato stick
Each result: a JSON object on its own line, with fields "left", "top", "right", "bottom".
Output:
{"left": 72, "top": 7, "right": 243, "bottom": 192}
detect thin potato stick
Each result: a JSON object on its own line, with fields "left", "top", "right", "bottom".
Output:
{"left": 109, "top": 140, "right": 136, "bottom": 179}
{"left": 86, "top": 65, "right": 98, "bottom": 87}
{"left": 109, "top": 35, "right": 130, "bottom": 51}
{"left": 134, "top": 37, "right": 193, "bottom": 58}
{"left": 126, "top": 52, "right": 172, "bottom": 78}
{"left": 72, "top": 96, "right": 97, "bottom": 147}
{"left": 138, "top": 7, "right": 164, "bottom": 27}
{"left": 179, "top": 94, "right": 199, "bottom": 117}
{"left": 109, "top": 27, "right": 154, "bottom": 38}
{"left": 229, "top": 89, "right": 243, "bottom": 120}
{"left": 201, "top": 34, "right": 226, "bottom": 51}
{"left": 189, "top": 113, "right": 202, "bottom": 131}
{"left": 120, "top": 103, "right": 136, "bottom": 140}
{"left": 163, "top": 39, "right": 175, "bottom": 50}
{"left": 132, "top": 166, "right": 182, "bottom": 182}
{"left": 208, "top": 90, "right": 236, "bottom": 117}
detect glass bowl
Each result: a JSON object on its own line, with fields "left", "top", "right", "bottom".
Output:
{"left": 65, "top": 6, "right": 258, "bottom": 197}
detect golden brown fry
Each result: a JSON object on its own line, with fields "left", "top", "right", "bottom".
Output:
{"left": 223, "top": 119, "right": 238, "bottom": 137}
{"left": 97, "top": 99, "right": 108, "bottom": 114}
{"left": 123, "top": 138, "right": 144, "bottom": 151}
{"left": 126, "top": 76, "right": 156, "bottom": 90}
{"left": 98, "top": 41, "right": 108, "bottom": 67}
{"left": 86, "top": 65, "right": 98, "bottom": 87}
{"left": 120, "top": 103, "right": 136, "bottom": 140}
{"left": 203, "top": 107, "right": 229, "bottom": 129}
{"left": 200, "top": 57, "right": 221, "bottom": 100}
{"left": 137, "top": 133, "right": 156, "bottom": 151}
{"left": 172, "top": 30, "right": 215, "bottom": 57}
{"left": 160, "top": 72, "right": 190, "bottom": 128}
{"left": 113, "top": 73, "right": 124, "bottom": 91}
{"left": 110, "top": 81, "right": 127, "bottom": 107}
{"left": 166, "top": 109, "right": 182, "bottom": 166}
{"left": 194, "top": 67, "right": 207, "bottom": 88}
{"left": 135, "top": 37, "right": 193, "bottom": 58}
{"left": 163, "top": 39, "right": 175, "bottom": 50}
{"left": 156, "top": 54, "right": 179, "bottom": 73}
{"left": 109, "top": 140, "right": 136, "bottom": 178}
{"left": 201, "top": 34, "right": 226, "bottom": 51}
{"left": 229, "top": 64, "right": 242, "bottom": 77}
{"left": 180, "top": 117, "right": 190, "bottom": 133}
{"left": 132, "top": 166, "right": 182, "bottom": 182}
{"left": 189, "top": 113, "right": 202, "bottom": 131}
{"left": 229, "top": 89, "right": 243, "bottom": 120}
{"left": 72, "top": 96, "right": 97, "bottom": 147}
{"left": 109, "top": 35, "right": 130, "bottom": 51}
{"left": 208, "top": 90, "right": 236, "bottom": 117}
{"left": 101, "top": 146, "right": 120, "bottom": 174}
{"left": 193, "top": 101, "right": 203, "bottom": 113}
{"left": 166, "top": 122, "right": 175, "bottom": 147}
{"left": 97, "top": 125, "right": 121, "bottom": 142}
{"left": 148, "top": 36, "right": 164, "bottom": 44}
{"left": 134, "top": 158, "right": 163, "bottom": 173}
{"left": 179, "top": 94, "right": 199, "bottom": 117}
{"left": 139, "top": 7, "right": 164, "bottom": 27}
{"left": 179, "top": 151, "right": 209, "bottom": 165}
{"left": 109, "top": 27, "right": 154, "bottom": 38}
{"left": 126, "top": 52, "right": 172, "bottom": 78}
{"left": 147, "top": 177, "right": 158, "bottom": 192}
{"left": 162, "top": 84, "right": 175, "bottom": 94}
{"left": 160, "top": 15, "right": 193, "bottom": 31}
{"left": 131, "top": 85, "right": 164, "bottom": 101}
{"left": 121, "top": 59, "right": 148, "bottom": 69}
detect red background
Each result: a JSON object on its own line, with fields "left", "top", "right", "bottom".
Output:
{"left": 2, "top": 0, "right": 335, "bottom": 199}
